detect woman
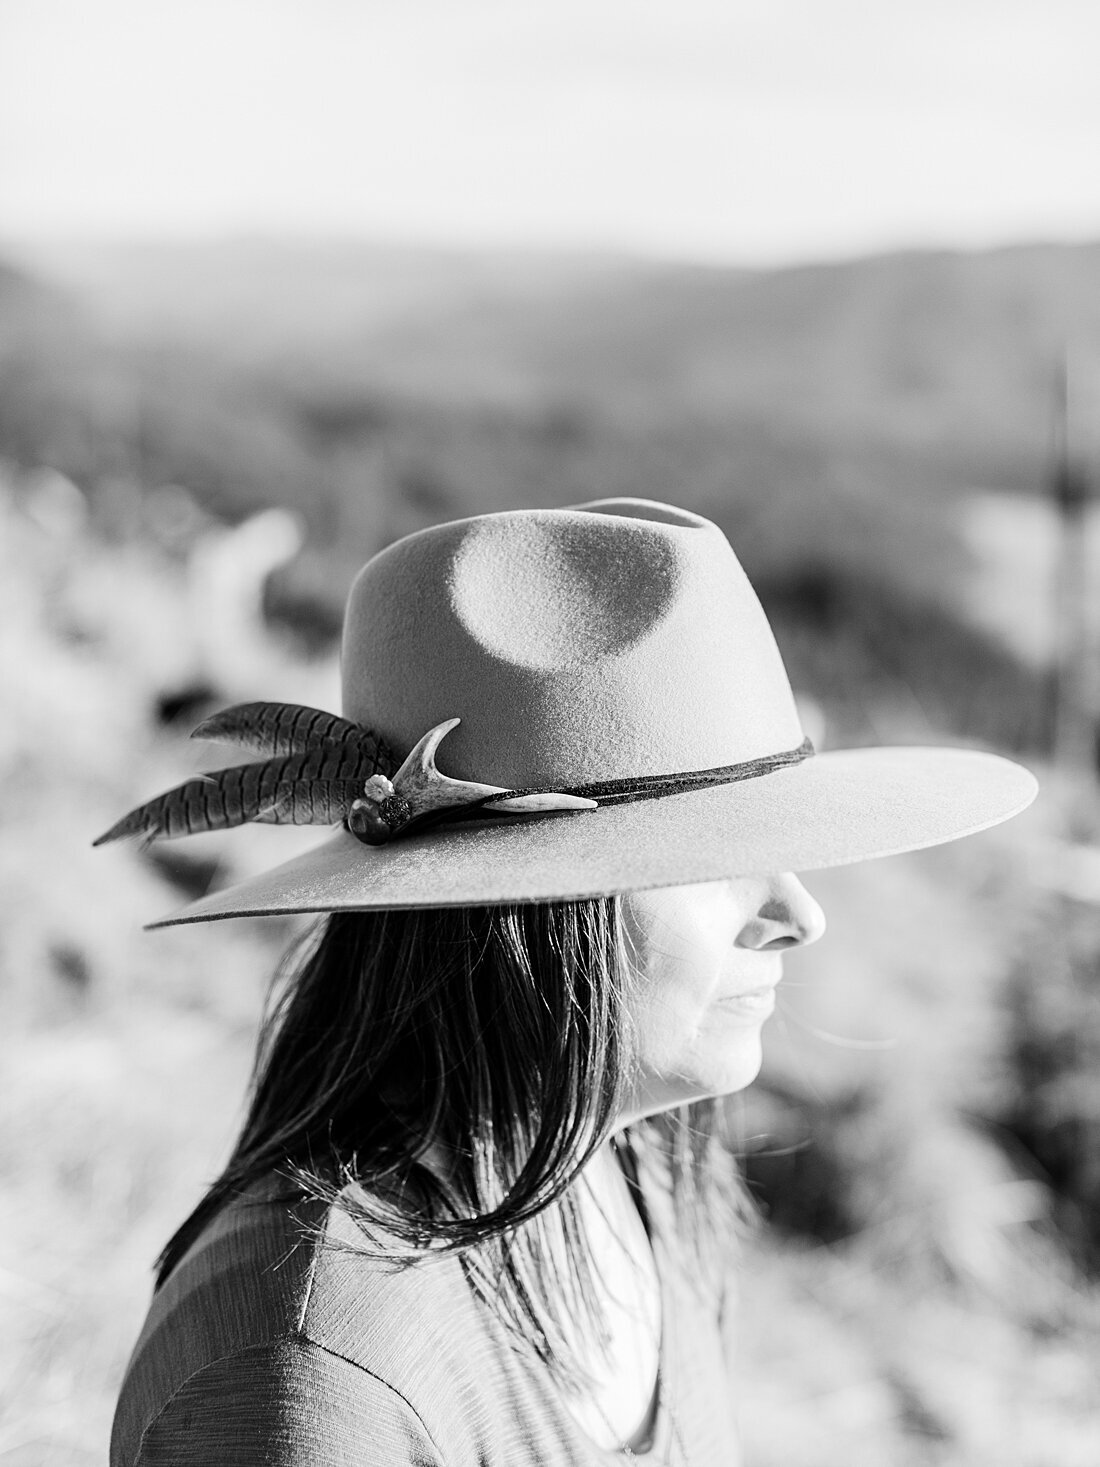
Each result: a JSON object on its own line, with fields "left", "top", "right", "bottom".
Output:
{"left": 101, "top": 498, "right": 1037, "bottom": 1465}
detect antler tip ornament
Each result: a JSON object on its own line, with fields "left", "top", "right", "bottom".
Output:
{"left": 482, "top": 792, "right": 598, "bottom": 814}
{"left": 344, "top": 718, "right": 597, "bottom": 843}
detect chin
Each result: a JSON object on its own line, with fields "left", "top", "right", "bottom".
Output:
{"left": 682, "top": 1025, "right": 767, "bottom": 1098}
{"left": 696, "top": 1042, "right": 765, "bottom": 1099}
{"left": 631, "top": 1035, "right": 766, "bottom": 1119}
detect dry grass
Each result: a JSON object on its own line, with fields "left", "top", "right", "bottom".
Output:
{"left": 736, "top": 1235, "right": 1100, "bottom": 1467}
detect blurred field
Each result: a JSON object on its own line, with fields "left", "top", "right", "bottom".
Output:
{"left": 3, "top": 240, "right": 1100, "bottom": 1464}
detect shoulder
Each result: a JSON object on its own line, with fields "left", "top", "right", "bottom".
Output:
{"left": 111, "top": 1182, "right": 476, "bottom": 1467}
{"left": 119, "top": 1337, "right": 446, "bottom": 1466}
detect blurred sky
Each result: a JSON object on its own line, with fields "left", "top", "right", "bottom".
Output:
{"left": 2, "top": 0, "right": 1099, "bottom": 264}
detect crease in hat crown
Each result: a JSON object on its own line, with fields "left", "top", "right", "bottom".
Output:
{"left": 341, "top": 498, "right": 806, "bottom": 792}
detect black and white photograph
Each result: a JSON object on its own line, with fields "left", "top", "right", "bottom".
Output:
{"left": 1, "top": 3, "right": 1098, "bottom": 1463}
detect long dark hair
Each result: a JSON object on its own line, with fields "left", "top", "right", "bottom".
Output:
{"left": 158, "top": 898, "right": 745, "bottom": 1385}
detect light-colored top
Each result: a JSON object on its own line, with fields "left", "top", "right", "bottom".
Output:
{"left": 111, "top": 1182, "right": 741, "bottom": 1466}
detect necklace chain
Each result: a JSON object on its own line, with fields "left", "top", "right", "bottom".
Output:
{"left": 599, "top": 1389, "right": 688, "bottom": 1466}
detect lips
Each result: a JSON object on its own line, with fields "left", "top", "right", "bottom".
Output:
{"left": 715, "top": 987, "right": 778, "bottom": 1022}
{"left": 726, "top": 981, "right": 778, "bottom": 1000}
{"left": 715, "top": 963, "right": 783, "bottom": 1019}
{"left": 723, "top": 960, "right": 784, "bottom": 1003}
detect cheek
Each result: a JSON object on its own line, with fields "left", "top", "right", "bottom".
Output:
{"left": 634, "top": 994, "right": 766, "bottom": 1089}
{"left": 628, "top": 954, "right": 766, "bottom": 1098}
{"left": 629, "top": 952, "right": 716, "bottom": 1071}
{"left": 620, "top": 883, "right": 776, "bottom": 1113}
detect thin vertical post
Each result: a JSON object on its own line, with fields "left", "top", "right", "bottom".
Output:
{"left": 1050, "top": 351, "right": 1095, "bottom": 774}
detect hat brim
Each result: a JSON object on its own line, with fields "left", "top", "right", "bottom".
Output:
{"left": 146, "top": 745, "right": 1038, "bottom": 927}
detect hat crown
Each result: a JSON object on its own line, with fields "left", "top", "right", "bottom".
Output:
{"left": 342, "top": 499, "right": 804, "bottom": 788}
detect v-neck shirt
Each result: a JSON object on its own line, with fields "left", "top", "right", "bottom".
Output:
{"left": 111, "top": 1181, "right": 742, "bottom": 1466}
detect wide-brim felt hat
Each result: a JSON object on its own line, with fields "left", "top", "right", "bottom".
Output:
{"left": 103, "top": 499, "right": 1037, "bottom": 925}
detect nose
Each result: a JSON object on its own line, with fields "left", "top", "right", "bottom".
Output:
{"left": 736, "top": 873, "right": 827, "bottom": 952}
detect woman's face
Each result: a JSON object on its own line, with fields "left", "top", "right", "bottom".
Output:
{"left": 619, "top": 875, "right": 826, "bottom": 1122}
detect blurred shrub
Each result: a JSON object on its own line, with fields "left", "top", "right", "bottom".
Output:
{"left": 994, "top": 892, "right": 1100, "bottom": 1272}
{"left": 764, "top": 563, "right": 1050, "bottom": 754}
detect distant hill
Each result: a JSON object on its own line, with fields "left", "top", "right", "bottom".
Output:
{"left": 0, "top": 254, "right": 81, "bottom": 336}
{"left": 16, "top": 239, "right": 634, "bottom": 363}
{"left": 20, "top": 237, "right": 1100, "bottom": 489}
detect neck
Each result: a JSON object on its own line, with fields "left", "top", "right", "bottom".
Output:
{"left": 554, "top": 1140, "right": 662, "bottom": 1451}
